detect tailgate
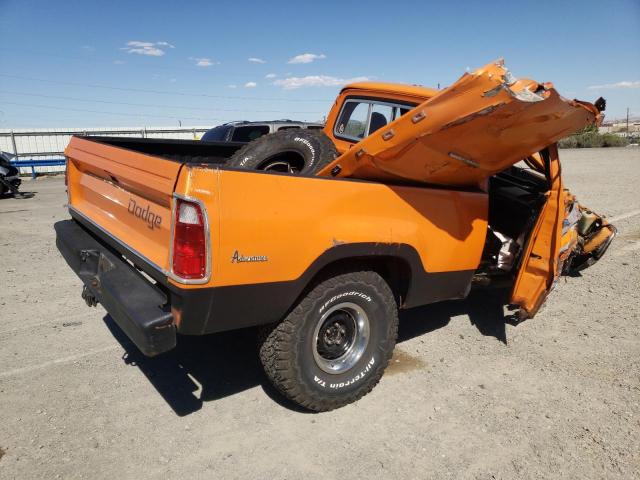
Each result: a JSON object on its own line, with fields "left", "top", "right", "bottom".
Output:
{"left": 65, "top": 136, "right": 181, "bottom": 273}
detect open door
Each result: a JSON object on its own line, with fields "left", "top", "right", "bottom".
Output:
{"left": 317, "top": 60, "right": 604, "bottom": 187}
{"left": 510, "top": 144, "right": 566, "bottom": 319}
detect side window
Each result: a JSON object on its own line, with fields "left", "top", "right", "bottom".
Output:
{"left": 201, "top": 125, "right": 232, "bottom": 142}
{"left": 231, "top": 125, "right": 270, "bottom": 142}
{"left": 336, "top": 101, "right": 370, "bottom": 140}
{"left": 278, "top": 125, "right": 301, "bottom": 131}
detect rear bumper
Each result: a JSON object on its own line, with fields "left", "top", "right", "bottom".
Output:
{"left": 55, "top": 219, "right": 176, "bottom": 356}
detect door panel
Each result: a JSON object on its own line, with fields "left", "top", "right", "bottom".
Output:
{"left": 319, "top": 61, "right": 602, "bottom": 187}
{"left": 510, "top": 144, "right": 565, "bottom": 319}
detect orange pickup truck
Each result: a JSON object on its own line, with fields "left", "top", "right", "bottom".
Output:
{"left": 55, "top": 61, "right": 615, "bottom": 411}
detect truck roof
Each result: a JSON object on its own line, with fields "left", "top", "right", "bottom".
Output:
{"left": 341, "top": 81, "right": 439, "bottom": 101}
{"left": 220, "top": 120, "right": 323, "bottom": 127}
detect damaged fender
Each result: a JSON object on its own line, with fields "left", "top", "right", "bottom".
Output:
{"left": 565, "top": 202, "right": 617, "bottom": 273}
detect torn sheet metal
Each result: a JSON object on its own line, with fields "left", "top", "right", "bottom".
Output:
{"left": 566, "top": 205, "right": 617, "bottom": 273}
{"left": 318, "top": 60, "right": 603, "bottom": 187}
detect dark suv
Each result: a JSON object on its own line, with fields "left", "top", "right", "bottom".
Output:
{"left": 201, "top": 120, "right": 324, "bottom": 143}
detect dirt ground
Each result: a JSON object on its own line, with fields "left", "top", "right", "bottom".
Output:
{"left": 1, "top": 147, "right": 639, "bottom": 480}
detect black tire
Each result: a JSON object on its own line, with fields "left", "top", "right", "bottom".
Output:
{"left": 259, "top": 270, "right": 399, "bottom": 412}
{"left": 227, "top": 129, "right": 337, "bottom": 175}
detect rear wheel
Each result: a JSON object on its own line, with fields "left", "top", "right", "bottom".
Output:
{"left": 259, "top": 270, "right": 398, "bottom": 411}
{"left": 227, "top": 129, "right": 337, "bottom": 175}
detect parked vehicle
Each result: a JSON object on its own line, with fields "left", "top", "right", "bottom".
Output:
{"left": 55, "top": 60, "right": 616, "bottom": 411}
{"left": 0, "top": 151, "right": 21, "bottom": 195}
{"left": 201, "top": 120, "right": 323, "bottom": 143}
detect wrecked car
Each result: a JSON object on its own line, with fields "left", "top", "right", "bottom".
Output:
{"left": 0, "top": 151, "right": 21, "bottom": 196}
{"left": 55, "top": 60, "right": 616, "bottom": 411}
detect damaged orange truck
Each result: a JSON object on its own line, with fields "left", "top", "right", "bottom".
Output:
{"left": 55, "top": 61, "right": 616, "bottom": 411}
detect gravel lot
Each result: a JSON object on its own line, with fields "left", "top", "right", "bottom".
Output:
{"left": 1, "top": 147, "right": 639, "bottom": 479}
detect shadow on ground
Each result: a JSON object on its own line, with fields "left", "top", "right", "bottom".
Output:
{"left": 0, "top": 191, "right": 36, "bottom": 200}
{"left": 104, "top": 288, "right": 513, "bottom": 416}
{"left": 398, "top": 288, "right": 512, "bottom": 344}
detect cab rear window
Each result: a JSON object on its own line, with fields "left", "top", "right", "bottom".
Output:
{"left": 335, "top": 99, "right": 416, "bottom": 142}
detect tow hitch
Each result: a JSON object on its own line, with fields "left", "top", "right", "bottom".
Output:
{"left": 81, "top": 285, "right": 98, "bottom": 307}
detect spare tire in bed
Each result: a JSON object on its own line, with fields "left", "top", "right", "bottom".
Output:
{"left": 226, "top": 129, "right": 337, "bottom": 175}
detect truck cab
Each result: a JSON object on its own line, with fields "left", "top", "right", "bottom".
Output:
{"left": 322, "top": 82, "right": 437, "bottom": 154}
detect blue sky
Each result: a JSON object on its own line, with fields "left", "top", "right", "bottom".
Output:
{"left": 0, "top": 0, "right": 638, "bottom": 128}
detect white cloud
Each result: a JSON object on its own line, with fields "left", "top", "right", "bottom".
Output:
{"left": 248, "top": 57, "right": 266, "bottom": 64}
{"left": 244, "top": 82, "right": 257, "bottom": 88}
{"left": 190, "top": 57, "right": 218, "bottom": 67}
{"left": 121, "top": 41, "right": 174, "bottom": 57}
{"left": 287, "top": 53, "right": 326, "bottom": 64}
{"left": 227, "top": 84, "right": 238, "bottom": 89}
{"left": 265, "top": 73, "right": 277, "bottom": 79}
{"left": 113, "top": 60, "right": 125, "bottom": 65}
{"left": 588, "top": 81, "right": 640, "bottom": 90}
{"left": 273, "top": 75, "right": 369, "bottom": 90}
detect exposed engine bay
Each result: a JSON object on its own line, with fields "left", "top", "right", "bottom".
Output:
{"left": 562, "top": 201, "right": 617, "bottom": 273}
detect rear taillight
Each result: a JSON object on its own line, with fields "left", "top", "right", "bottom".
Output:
{"left": 172, "top": 197, "right": 208, "bottom": 281}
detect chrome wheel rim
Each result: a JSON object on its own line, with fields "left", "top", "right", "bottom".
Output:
{"left": 312, "top": 302, "right": 370, "bottom": 374}
{"left": 261, "top": 160, "right": 299, "bottom": 174}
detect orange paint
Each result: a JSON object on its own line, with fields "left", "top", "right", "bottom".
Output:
{"left": 64, "top": 60, "right": 615, "bottom": 319}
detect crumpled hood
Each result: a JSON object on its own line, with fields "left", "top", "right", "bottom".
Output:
{"left": 318, "top": 60, "right": 604, "bottom": 186}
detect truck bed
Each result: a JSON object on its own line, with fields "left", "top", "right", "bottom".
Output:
{"left": 81, "top": 136, "right": 244, "bottom": 165}
{"left": 62, "top": 134, "right": 490, "bottom": 336}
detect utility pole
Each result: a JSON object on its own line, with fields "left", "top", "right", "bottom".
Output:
{"left": 627, "top": 107, "right": 630, "bottom": 137}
